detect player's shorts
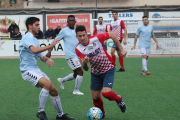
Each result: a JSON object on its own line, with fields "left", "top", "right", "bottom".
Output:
{"left": 90, "top": 67, "right": 115, "bottom": 90}
{"left": 112, "top": 40, "right": 122, "bottom": 50}
{"left": 103, "top": 42, "right": 107, "bottom": 50}
{"left": 21, "top": 69, "right": 50, "bottom": 88}
{"left": 67, "top": 57, "right": 81, "bottom": 70}
{"left": 140, "top": 48, "right": 150, "bottom": 56}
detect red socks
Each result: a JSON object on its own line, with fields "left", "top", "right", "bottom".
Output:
{"left": 119, "top": 56, "right": 124, "bottom": 70}
{"left": 112, "top": 55, "right": 116, "bottom": 63}
{"left": 93, "top": 97, "right": 105, "bottom": 115}
{"left": 102, "top": 91, "right": 121, "bottom": 104}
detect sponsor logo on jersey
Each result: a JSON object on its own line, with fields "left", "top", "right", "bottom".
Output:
{"left": 86, "top": 47, "right": 100, "bottom": 57}
{"left": 93, "top": 42, "right": 96, "bottom": 47}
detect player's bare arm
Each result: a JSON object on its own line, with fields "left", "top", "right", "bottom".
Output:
{"left": 131, "top": 34, "right": 138, "bottom": 50}
{"left": 108, "top": 32, "right": 127, "bottom": 57}
{"left": 152, "top": 35, "right": 159, "bottom": 49}
{"left": 40, "top": 56, "right": 54, "bottom": 68}
{"left": 123, "top": 28, "right": 127, "bottom": 45}
{"left": 46, "top": 48, "right": 53, "bottom": 58}
{"left": 29, "top": 38, "right": 60, "bottom": 54}
{"left": 82, "top": 56, "right": 89, "bottom": 71}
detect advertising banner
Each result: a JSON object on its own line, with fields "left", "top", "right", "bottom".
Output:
{"left": 46, "top": 14, "right": 92, "bottom": 33}
{"left": 0, "top": 15, "right": 43, "bottom": 36}
{"left": 149, "top": 11, "right": 180, "bottom": 32}
{"left": 97, "top": 12, "right": 144, "bottom": 33}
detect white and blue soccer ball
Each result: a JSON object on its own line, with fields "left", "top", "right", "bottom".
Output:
{"left": 87, "top": 107, "right": 103, "bottom": 120}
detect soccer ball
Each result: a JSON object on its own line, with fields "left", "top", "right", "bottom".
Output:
{"left": 87, "top": 107, "right": 103, "bottom": 120}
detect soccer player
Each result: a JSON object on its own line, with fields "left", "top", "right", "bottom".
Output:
{"left": 19, "top": 17, "right": 74, "bottom": 120}
{"left": 75, "top": 25, "right": 127, "bottom": 118}
{"left": 109, "top": 11, "right": 127, "bottom": 72}
{"left": 131, "top": 16, "right": 158, "bottom": 75}
{"left": 56, "top": 15, "right": 84, "bottom": 95}
{"left": 93, "top": 17, "right": 108, "bottom": 50}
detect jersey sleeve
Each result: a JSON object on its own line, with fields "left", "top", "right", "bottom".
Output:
{"left": 55, "top": 29, "right": 64, "bottom": 40}
{"left": 105, "top": 25, "right": 108, "bottom": 32}
{"left": 136, "top": 26, "right": 140, "bottom": 35}
{"left": 22, "top": 36, "right": 35, "bottom": 49}
{"left": 93, "top": 25, "right": 97, "bottom": 36}
{"left": 121, "top": 20, "right": 126, "bottom": 29}
{"left": 96, "top": 32, "right": 110, "bottom": 43}
{"left": 109, "top": 24, "right": 112, "bottom": 31}
{"left": 75, "top": 47, "right": 85, "bottom": 59}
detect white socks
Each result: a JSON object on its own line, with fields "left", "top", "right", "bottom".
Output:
{"left": 62, "top": 73, "right": 75, "bottom": 82}
{"left": 74, "top": 75, "right": 83, "bottom": 91}
{"left": 142, "top": 59, "right": 148, "bottom": 71}
{"left": 50, "top": 95, "right": 63, "bottom": 117}
{"left": 38, "top": 88, "right": 49, "bottom": 112}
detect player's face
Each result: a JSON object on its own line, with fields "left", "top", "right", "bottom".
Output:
{"left": 76, "top": 31, "right": 88, "bottom": 45}
{"left": 67, "top": 17, "right": 76, "bottom": 29}
{"left": 143, "top": 17, "right": 149, "bottom": 26}
{"left": 31, "top": 21, "right": 40, "bottom": 35}
{"left": 98, "top": 18, "right": 103, "bottom": 24}
{"left": 112, "top": 13, "right": 118, "bottom": 20}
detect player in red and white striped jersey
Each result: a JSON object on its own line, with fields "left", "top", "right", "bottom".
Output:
{"left": 75, "top": 25, "right": 127, "bottom": 118}
{"left": 109, "top": 11, "right": 127, "bottom": 72}
{"left": 93, "top": 17, "right": 108, "bottom": 50}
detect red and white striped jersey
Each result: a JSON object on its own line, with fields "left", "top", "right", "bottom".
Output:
{"left": 75, "top": 33, "right": 115, "bottom": 74}
{"left": 93, "top": 24, "right": 108, "bottom": 36}
{"left": 109, "top": 19, "right": 126, "bottom": 40}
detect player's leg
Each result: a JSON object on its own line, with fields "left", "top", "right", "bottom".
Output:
{"left": 57, "top": 57, "right": 77, "bottom": 89}
{"left": 140, "top": 48, "right": 151, "bottom": 75}
{"left": 73, "top": 67, "right": 84, "bottom": 95}
{"left": 49, "top": 84, "right": 74, "bottom": 120}
{"left": 103, "top": 42, "right": 107, "bottom": 51}
{"left": 116, "top": 40, "right": 125, "bottom": 72}
{"left": 145, "top": 48, "right": 150, "bottom": 75}
{"left": 21, "top": 70, "right": 50, "bottom": 120}
{"left": 111, "top": 43, "right": 116, "bottom": 63}
{"left": 91, "top": 72, "right": 105, "bottom": 117}
{"left": 101, "top": 67, "right": 126, "bottom": 113}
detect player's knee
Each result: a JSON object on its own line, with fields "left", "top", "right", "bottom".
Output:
{"left": 43, "top": 80, "right": 52, "bottom": 90}
{"left": 50, "top": 87, "right": 58, "bottom": 96}
{"left": 111, "top": 52, "right": 115, "bottom": 56}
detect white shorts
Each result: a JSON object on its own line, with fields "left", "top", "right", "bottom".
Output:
{"left": 66, "top": 57, "right": 81, "bottom": 70}
{"left": 140, "top": 48, "right": 150, "bottom": 56}
{"left": 21, "top": 69, "right": 50, "bottom": 88}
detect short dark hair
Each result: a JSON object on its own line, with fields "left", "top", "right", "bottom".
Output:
{"left": 75, "top": 25, "right": 86, "bottom": 34}
{"left": 98, "top": 17, "right": 103, "bottom": 20}
{"left": 112, "top": 11, "right": 118, "bottom": 14}
{"left": 142, "top": 16, "right": 148, "bottom": 19}
{"left": 68, "top": 15, "right": 75, "bottom": 19}
{"left": 26, "top": 17, "right": 40, "bottom": 30}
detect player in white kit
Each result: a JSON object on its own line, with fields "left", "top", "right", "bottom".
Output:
{"left": 56, "top": 15, "right": 84, "bottom": 95}
{"left": 93, "top": 17, "right": 108, "bottom": 50}
{"left": 19, "top": 17, "right": 74, "bottom": 120}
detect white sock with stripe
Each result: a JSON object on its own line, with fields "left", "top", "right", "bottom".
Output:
{"left": 74, "top": 75, "right": 83, "bottom": 91}
{"left": 142, "top": 59, "right": 148, "bottom": 71}
{"left": 38, "top": 88, "right": 49, "bottom": 112}
{"left": 50, "top": 95, "right": 63, "bottom": 117}
{"left": 62, "top": 73, "right": 75, "bottom": 83}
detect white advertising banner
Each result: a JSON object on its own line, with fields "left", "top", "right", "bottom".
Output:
{"left": 149, "top": 11, "right": 180, "bottom": 32}
{"left": 106, "top": 38, "right": 180, "bottom": 55}
{"left": 0, "top": 39, "right": 64, "bottom": 56}
{"left": 0, "top": 15, "right": 43, "bottom": 36}
{"left": 97, "top": 12, "right": 144, "bottom": 33}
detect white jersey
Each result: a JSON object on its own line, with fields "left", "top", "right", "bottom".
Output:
{"left": 93, "top": 24, "right": 108, "bottom": 36}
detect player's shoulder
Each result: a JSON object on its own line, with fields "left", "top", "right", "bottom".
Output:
{"left": 22, "top": 32, "right": 33, "bottom": 41}
{"left": 148, "top": 25, "right": 153, "bottom": 28}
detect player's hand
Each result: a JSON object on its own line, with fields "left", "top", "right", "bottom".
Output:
{"left": 50, "top": 38, "right": 60, "bottom": 47}
{"left": 84, "top": 56, "right": 89, "bottom": 63}
{"left": 104, "top": 40, "right": 107, "bottom": 45}
{"left": 156, "top": 44, "right": 159, "bottom": 49}
{"left": 123, "top": 38, "right": 127, "bottom": 45}
{"left": 46, "top": 58, "right": 54, "bottom": 68}
{"left": 120, "top": 49, "right": 127, "bottom": 58}
{"left": 131, "top": 46, "right": 136, "bottom": 50}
